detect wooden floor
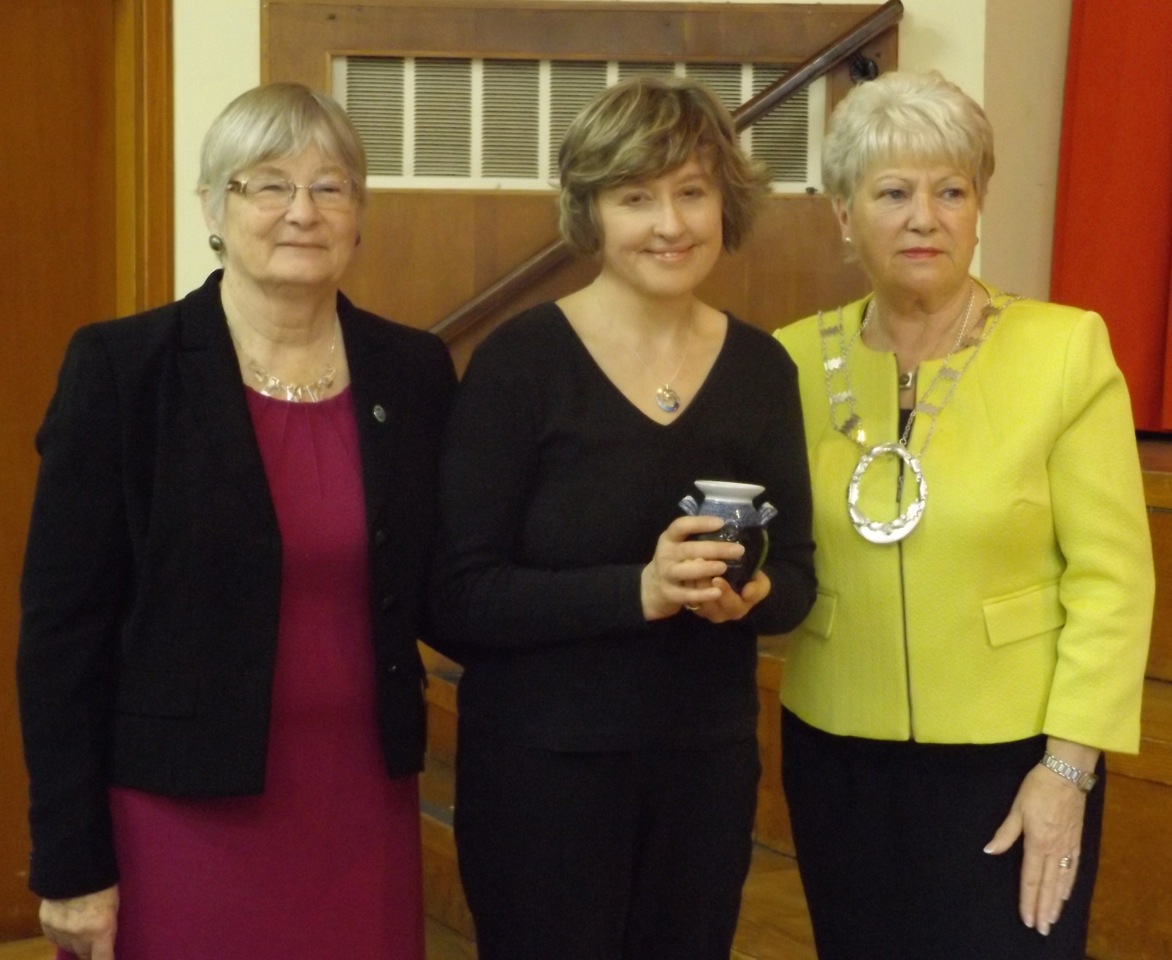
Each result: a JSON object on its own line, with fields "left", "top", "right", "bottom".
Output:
{"left": 0, "top": 919, "right": 476, "bottom": 960}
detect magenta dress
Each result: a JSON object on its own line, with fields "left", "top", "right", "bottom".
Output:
{"left": 94, "top": 387, "right": 424, "bottom": 960}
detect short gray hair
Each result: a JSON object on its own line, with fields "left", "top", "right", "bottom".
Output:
{"left": 199, "top": 82, "right": 367, "bottom": 221}
{"left": 822, "top": 71, "right": 995, "bottom": 205}
{"left": 557, "top": 75, "right": 770, "bottom": 256}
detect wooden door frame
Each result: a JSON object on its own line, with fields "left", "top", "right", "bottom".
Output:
{"left": 115, "top": 0, "right": 174, "bottom": 314}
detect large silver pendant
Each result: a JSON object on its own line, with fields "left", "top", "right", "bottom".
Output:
{"left": 847, "top": 442, "right": 928, "bottom": 544}
{"left": 656, "top": 385, "right": 682, "bottom": 413}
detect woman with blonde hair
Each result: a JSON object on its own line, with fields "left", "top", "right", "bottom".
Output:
{"left": 431, "top": 75, "right": 816, "bottom": 959}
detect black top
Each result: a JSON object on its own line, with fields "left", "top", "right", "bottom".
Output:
{"left": 430, "top": 303, "right": 815, "bottom": 750}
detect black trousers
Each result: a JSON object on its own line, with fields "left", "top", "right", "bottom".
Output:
{"left": 781, "top": 709, "right": 1104, "bottom": 960}
{"left": 454, "top": 732, "right": 761, "bottom": 960}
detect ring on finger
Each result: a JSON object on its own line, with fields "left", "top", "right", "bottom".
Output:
{"left": 1057, "top": 855, "right": 1074, "bottom": 869}
{"left": 685, "top": 604, "right": 701, "bottom": 612}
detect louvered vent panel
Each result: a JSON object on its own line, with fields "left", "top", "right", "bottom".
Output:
{"left": 341, "top": 55, "right": 812, "bottom": 188}
{"left": 749, "top": 65, "right": 809, "bottom": 182}
{"left": 483, "top": 60, "right": 540, "bottom": 178}
{"left": 415, "top": 58, "right": 472, "bottom": 176}
{"left": 617, "top": 61, "right": 675, "bottom": 82}
{"left": 549, "top": 61, "right": 608, "bottom": 179}
{"left": 684, "top": 63, "right": 743, "bottom": 114}
{"left": 345, "top": 56, "right": 405, "bottom": 176}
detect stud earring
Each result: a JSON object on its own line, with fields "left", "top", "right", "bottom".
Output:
{"left": 208, "top": 234, "right": 225, "bottom": 253}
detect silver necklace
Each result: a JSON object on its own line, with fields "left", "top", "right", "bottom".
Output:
{"left": 818, "top": 283, "right": 1001, "bottom": 544}
{"left": 230, "top": 318, "right": 339, "bottom": 403}
{"left": 626, "top": 319, "right": 694, "bottom": 414}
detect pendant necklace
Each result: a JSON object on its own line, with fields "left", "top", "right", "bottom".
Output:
{"left": 621, "top": 315, "right": 694, "bottom": 414}
{"left": 817, "top": 283, "right": 1017, "bottom": 544}
{"left": 228, "top": 316, "right": 339, "bottom": 403}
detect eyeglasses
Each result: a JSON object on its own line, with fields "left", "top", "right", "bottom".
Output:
{"left": 226, "top": 176, "right": 357, "bottom": 210}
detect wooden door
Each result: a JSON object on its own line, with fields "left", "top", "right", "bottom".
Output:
{"left": 0, "top": 0, "right": 117, "bottom": 936}
{"left": 0, "top": 0, "right": 170, "bottom": 938}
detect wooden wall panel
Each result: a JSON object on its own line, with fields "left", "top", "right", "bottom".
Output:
{"left": 1145, "top": 510, "right": 1172, "bottom": 682}
{"left": 1088, "top": 767, "right": 1172, "bottom": 960}
{"left": 264, "top": 2, "right": 891, "bottom": 88}
{"left": 1107, "top": 679, "right": 1172, "bottom": 787}
{"left": 754, "top": 637, "right": 794, "bottom": 856}
{"left": 1140, "top": 444, "right": 1172, "bottom": 682}
{"left": 342, "top": 191, "right": 867, "bottom": 373}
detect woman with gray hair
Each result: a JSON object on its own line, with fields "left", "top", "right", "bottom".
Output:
{"left": 17, "top": 82, "right": 455, "bottom": 959}
{"left": 430, "top": 75, "right": 816, "bottom": 959}
{"left": 775, "top": 70, "right": 1152, "bottom": 958}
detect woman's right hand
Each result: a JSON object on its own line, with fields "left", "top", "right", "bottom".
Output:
{"left": 641, "top": 515, "right": 744, "bottom": 620}
{"left": 40, "top": 884, "right": 119, "bottom": 960}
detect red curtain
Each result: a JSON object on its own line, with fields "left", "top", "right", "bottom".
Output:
{"left": 1050, "top": 0, "right": 1172, "bottom": 432}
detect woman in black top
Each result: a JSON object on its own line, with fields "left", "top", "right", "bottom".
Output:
{"left": 430, "top": 75, "right": 815, "bottom": 960}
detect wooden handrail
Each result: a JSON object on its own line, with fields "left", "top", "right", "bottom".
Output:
{"left": 430, "top": 238, "right": 574, "bottom": 343}
{"left": 733, "top": 0, "right": 904, "bottom": 131}
{"left": 429, "top": 0, "right": 904, "bottom": 343}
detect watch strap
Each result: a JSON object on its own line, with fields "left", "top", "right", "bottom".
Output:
{"left": 1040, "top": 752, "right": 1098, "bottom": 792}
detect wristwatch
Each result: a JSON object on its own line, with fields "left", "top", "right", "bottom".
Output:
{"left": 1040, "top": 752, "right": 1098, "bottom": 792}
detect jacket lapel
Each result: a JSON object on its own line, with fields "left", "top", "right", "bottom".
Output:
{"left": 175, "top": 272, "right": 276, "bottom": 521}
{"left": 343, "top": 303, "right": 401, "bottom": 531}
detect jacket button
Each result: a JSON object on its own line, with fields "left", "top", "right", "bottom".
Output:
{"left": 372, "top": 404, "right": 387, "bottom": 423}
{"left": 381, "top": 594, "right": 395, "bottom": 611}
{"left": 374, "top": 529, "right": 388, "bottom": 548}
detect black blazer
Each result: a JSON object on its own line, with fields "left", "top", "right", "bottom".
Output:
{"left": 16, "top": 272, "right": 456, "bottom": 898}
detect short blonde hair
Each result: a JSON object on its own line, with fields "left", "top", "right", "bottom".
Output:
{"left": 199, "top": 82, "right": 367, "bottom": 221}
{"left": 822, "top": 71, "right": 995, "bottom": 205}
{"left": 557, "top": 75, "right": 770, "bottom": 255}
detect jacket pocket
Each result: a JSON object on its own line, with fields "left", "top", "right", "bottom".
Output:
{"left": 802, "top": 590, "right": 837, "bottom": 640}
{"left": 983, "top": 580, "right": 1065, "bottom": 647}
{"left": 115, "top": 668, "right": 198, "bottom": 717}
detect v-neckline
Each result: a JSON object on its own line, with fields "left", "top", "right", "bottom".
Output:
{"left": 551, "top": 304, "right": 732, "bottom": 429}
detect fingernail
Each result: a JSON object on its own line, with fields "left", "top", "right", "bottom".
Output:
{"left": 983, "top": 843, "right": 995, "bottom": 854}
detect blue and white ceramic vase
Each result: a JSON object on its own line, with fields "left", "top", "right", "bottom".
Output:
{"left": 679, "top": 480, "right": 777, "bottom": 592}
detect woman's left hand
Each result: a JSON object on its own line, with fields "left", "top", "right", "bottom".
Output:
{"left": 983, "top": 741, "right": 1097, "bottom": 936}
{"left": 687, "top": 570, "right": 772, "bottom": 623}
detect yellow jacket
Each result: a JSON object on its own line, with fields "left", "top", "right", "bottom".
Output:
{"left": 774, "top": 286, "right": 1153, "bottom": 753}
